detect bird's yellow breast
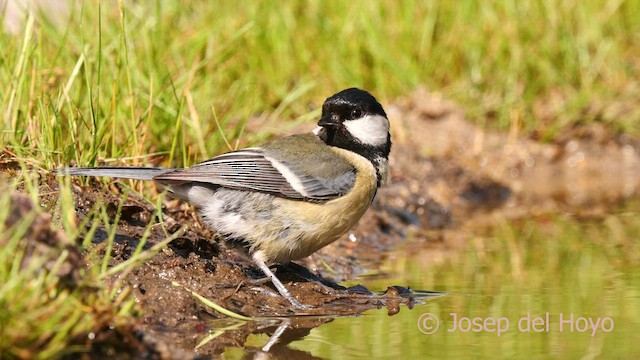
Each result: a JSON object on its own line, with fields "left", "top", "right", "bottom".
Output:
{"left": 257, "top": 148, "right": 378, "bottom": 263}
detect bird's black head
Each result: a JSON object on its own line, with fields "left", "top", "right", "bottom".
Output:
{"left": 316, "top": 88, "right": 391, "bottom": 157}
{"left": 314, "top": 88, "right": 391, "bottom": 186}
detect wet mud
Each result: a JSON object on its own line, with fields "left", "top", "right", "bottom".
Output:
{"left": 5, "top": 88, "right": 640, "bottom": 357}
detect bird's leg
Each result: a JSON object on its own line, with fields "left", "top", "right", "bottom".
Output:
{"left": 252, "top": 251, "right": 310, "bottom": 309}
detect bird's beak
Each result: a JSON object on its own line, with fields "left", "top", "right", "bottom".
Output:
{"left": 318, "top": 114, "right": 340, "bottom": 128}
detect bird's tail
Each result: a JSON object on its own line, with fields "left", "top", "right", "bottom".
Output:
{"left": 53, "top": 166, "right": 173, "bottom": 180}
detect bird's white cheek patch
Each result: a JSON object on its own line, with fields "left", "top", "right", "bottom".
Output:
{"left": 344, "top": 114, "right": 389, "bottom": 147}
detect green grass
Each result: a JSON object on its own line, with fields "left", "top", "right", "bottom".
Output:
{"left": 2, "top": 1, "right": 640, "bottom": 168}
{"left": 0, "top": 175, "right": 179, "bottom": 357}
{"left": 1, "top": 0, "right": 640, "bottom": 357}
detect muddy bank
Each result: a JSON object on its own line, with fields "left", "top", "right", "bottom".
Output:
{"left": 28, "top": 178, "right": 436, "bottom": 357}
{"left": 387, "top": 88, "right": 640, "bottom": 217}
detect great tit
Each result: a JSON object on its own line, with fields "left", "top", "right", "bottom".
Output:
{"left": 55, "top": 88, "right": 391, "bottom": 308}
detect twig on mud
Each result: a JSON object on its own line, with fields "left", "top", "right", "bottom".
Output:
{"left": 174, "top": 282, "right": 254, "bottom": 321}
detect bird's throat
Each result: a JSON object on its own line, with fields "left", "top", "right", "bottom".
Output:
{"left": 325, "top": 128, "right": 336, "bottom": 145}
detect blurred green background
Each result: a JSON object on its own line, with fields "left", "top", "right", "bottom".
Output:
{"left": 2, "top": 0, "right": 639, "bottom": 166}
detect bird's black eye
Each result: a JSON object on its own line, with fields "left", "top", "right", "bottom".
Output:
{"left": 350, "top": 109, "right": 362, "bottom": 119}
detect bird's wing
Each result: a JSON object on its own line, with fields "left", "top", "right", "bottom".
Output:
{"left": 153, "top": 146, "right": 356, "bottom": 201}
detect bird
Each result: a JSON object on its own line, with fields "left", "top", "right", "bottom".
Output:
{"left": 55, "top": 88, "right": 391, "bottom": 308}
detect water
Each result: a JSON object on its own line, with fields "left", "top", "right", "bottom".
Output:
{"left": 222, "top": 212, "right": 640, "bottom": 358}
